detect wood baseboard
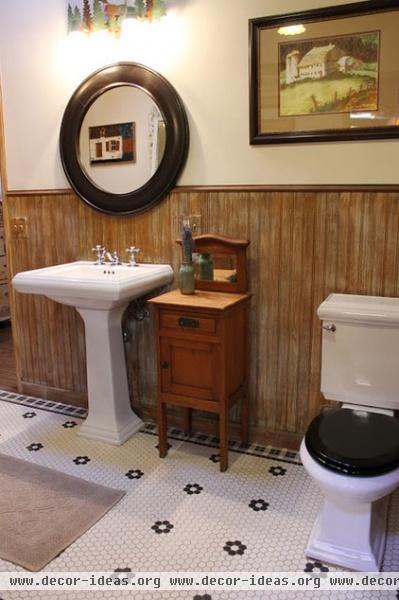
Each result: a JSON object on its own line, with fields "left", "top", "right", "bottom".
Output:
{"left": 20, "top": 381, "right": 87, "bottom": 407}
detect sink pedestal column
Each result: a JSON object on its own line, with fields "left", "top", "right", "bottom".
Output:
{"left": 76, "top": 304, "right": 143, "bottom": 445}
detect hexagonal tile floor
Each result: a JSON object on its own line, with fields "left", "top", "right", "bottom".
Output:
{"left": 0, "top": 390, "right": 397, "bottom": 600}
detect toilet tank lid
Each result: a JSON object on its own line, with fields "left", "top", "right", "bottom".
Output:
{"left": 318, "top": 293, "right": 399, "bottom": 325}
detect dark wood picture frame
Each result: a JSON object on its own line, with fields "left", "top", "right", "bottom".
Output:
{"left": 249, "top": 0, "right": 399, "bottom": 144}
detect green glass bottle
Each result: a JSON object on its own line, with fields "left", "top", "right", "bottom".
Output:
{"left": 179, "top": 261, "right": 195, "bottom": 294}
{"left": 199, "top": 253, "right": 214, "bottom": 281}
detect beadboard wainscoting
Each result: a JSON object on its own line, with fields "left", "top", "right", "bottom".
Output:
{"left": 3, "top": 187, "right": 399, "bottom": 449}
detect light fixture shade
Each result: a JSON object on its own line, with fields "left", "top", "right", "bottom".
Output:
{"left": 67, "top": 0, "right": 168, "bottom": 39}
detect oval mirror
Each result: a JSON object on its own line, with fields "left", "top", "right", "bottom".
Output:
{"left": 60, "top": 62, "right": 189, "bottom": 215}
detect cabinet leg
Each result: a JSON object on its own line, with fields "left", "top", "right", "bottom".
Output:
{"left": 219, "top": 406, "right": 229, "bottom": 472}
{"left": 157, "top": 402, "right": 168, "bottom": 458}
{"left": 183, "top": 408, "right": 192, "bottom": 435}
{"left": 241, "top": 389, "right": 249, "bottom": 443}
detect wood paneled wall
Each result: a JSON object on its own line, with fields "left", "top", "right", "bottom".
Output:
{"left": 4, "top": 188, "right": 399, "bottom": 448}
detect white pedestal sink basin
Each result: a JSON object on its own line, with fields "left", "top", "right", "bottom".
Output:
{"left": 13, "top": 261, "right": 173, "bottom": 445}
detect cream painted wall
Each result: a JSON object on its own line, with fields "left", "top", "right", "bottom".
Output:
{"left": 0, "top": 0, "right": 397, "bottom": 190}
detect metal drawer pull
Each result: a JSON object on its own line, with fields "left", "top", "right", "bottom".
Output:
{"left": 322, "top": 323, "right": 336, "bottom": 333}
{"left": 178, "top": 317, "right": 199, "bottom": 328}
{"left": 161, "top": 361, "right": 169, "bottom": 369}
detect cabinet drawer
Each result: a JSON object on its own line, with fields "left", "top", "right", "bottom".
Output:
{"left": 160, "top": 311, "right": 216, "bottom": 335}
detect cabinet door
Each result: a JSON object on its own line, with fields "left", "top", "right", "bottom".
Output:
{"left": 160, "top": 336, "right": 220, "bottom": 401}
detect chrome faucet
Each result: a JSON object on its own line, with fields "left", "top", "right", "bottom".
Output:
{"left": 92, "top": 245, "right": 106, "bottom": 265}
{"left": 126, "top": 246, "right": 140, "bottom": 267}
{"left": 105, "top": 250, "right": 123, "bottom": 266}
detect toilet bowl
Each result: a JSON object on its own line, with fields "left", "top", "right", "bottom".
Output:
{"left": 301, "top": 293, "right": 399, "bottom": 571}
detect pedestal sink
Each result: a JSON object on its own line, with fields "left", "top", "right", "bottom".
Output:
{"left": 12, "top": 261, "right": 173, "bottom": 445}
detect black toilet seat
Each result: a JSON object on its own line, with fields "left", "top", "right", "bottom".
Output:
{"left": 305, "top": 407, "right": 399, "bottom": 477}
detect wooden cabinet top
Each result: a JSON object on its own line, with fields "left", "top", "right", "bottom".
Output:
{"left": 149, "top": 289, "right": 250, "bottom": 311}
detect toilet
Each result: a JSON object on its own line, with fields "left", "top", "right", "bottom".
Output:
{"left": 300, "top": 293, "right": 399, "bottom": 571}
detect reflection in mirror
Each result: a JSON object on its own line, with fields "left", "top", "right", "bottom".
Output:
{"left": 151, "top": 106, "right": 166, "bottom": 175}
{"left": 79, "top": 86, "right": 166, "bottom": 194}
{"left": 194, "top": 253, "right": 237, "bottom": 284}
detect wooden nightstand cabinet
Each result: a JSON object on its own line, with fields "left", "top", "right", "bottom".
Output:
{"left": 150, "top": 235, "right": 250, "bottom": 471}
{"left": 149, "top": 235, "right": 251, "bottom": 472}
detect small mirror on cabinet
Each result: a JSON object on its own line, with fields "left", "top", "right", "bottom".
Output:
{"left": 177, "top": 234, "right": 250, "bottom": 293}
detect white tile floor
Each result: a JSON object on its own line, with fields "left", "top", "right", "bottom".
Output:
{"left": 0, "top": 390, "right": 398, "bottom": 599}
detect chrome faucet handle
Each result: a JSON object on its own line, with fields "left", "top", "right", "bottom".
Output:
{"left": 125, "top": 246, "right": 140, "bottom": 267}
{"left": 92, "top": 245, "right": 106, "bottom": 265}
{"left": 106, "top": 250, "right": 122, "bottom": 266}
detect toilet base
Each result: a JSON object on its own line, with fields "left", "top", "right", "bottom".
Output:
{"left": 306, "top": 495, "right": 389, "bottom": 571}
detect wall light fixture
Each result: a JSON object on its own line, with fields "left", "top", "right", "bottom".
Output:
{"left": 67, "top": 0, "right": 168, "bottom": 39}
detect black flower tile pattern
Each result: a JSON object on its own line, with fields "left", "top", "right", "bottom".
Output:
{"left": 22, "top": 412, "right": 36, "bottom": 419}
{"left": 304, "top": 561, "right": 329, "bottom": 573}
{"left": 152, "top": 520, "right": 174, "bottom": 534}
{"left": 1, "top": 389, "right": 398, "bottom": 599}
{"left": 249, "top": 499, "right": 269, "bottom": 512}
{"left": 223, "top": 540, "right": 247, "bottom": 556}
{"left": 73, "top": 456, "right": 91, "bottom": 465}
{"left": 62, "top": 421, "right": 78, "bottom": 428}
{"left": 125, "top": 469, "right": 144, "bottom": 480}
{"left": 27, "top": 442, "right": 43, "bottom": 452}
{"left": 209, "top": 454, "right": 220, "bottom": 464}
{"left": 269, "top": 465, "right": 287, "bottom": 477}
{"left": 184, "top": 483, "right": 203, "bottom": 495}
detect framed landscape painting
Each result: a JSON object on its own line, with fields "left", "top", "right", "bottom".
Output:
{"left": 249, "top": 0, "right": 399, "bottom": 144}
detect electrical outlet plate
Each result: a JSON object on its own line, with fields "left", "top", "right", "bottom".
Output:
{"left": 177, "top": 214, "right": 202, "bottom": 236}
{"left": 11, "top": 217, "right": 28, "bottom": 239}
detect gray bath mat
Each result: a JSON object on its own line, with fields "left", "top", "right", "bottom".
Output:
{"left": 0, "top": 453, "right": 125, "bottom": 571}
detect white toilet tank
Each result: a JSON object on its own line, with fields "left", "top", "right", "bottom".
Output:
{"left": 318, "top": 293, "right": 399, "bottom": 411}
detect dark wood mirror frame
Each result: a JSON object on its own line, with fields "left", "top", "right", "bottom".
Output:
{"left": 177, "top": 234, "right": 250, "bottom": 293}
{"left": 60, "top": 62, "right": 189, "bottom": 216}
